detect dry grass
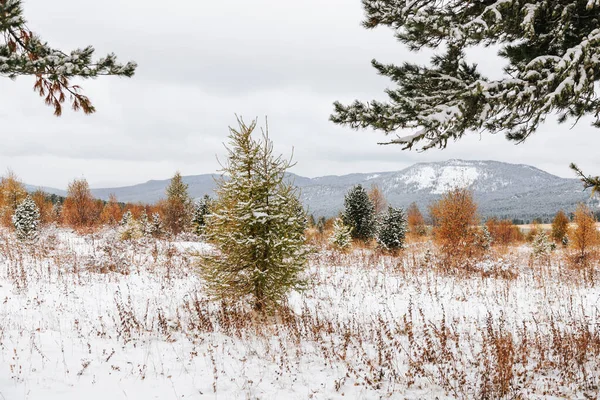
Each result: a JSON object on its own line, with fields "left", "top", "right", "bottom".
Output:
{"left": 0, "top": 226, "right": 599, "bottom": 398}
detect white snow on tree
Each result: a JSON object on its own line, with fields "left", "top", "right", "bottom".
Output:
{"left": 532, "top": 231, "right": 552, "bottom": 259}
{"left": 120, "top": 210, "right": 132, "bottom": 227}
{"left": 119, "top": 211, "right": 142, "bottom": 241}
{"left": 377, "top": 206, "right": 407, "bottom": 251}
{"left": 12, "top": 195, "right": 40, "bottom": 241}
{"left": 329, "top": 218, "right": 353, "bottom": 251}
{"left": 192, "top": 195, "right": 211, "bottom": 236}
{"left": 200, "top": 118, "right": 310, "bottom": 312}
{"left": 151, "top": 213, "right": 163, "bottom": 237}
{"left": 342, "top": 184, "right": 376, "bottom": 241}
{"left": 332, "top": 1, "right": 600, "bottom": 154}
{"left": 139, "top": 211, "right": 153, "bottom": 237}
{"left": 480, "top": 226, "right": 493, "bottom": 251}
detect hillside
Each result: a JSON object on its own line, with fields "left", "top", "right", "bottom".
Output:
{"left": 29, "top": 160, "right": 596, "bottom": 220}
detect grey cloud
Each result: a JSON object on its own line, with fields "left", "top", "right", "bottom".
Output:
{"left": 0, "top": 0, "right": 598, "bottom": 188}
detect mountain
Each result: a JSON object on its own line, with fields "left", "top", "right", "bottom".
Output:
{"left": 29, "top": 160, "right": 596, "bottom": 221}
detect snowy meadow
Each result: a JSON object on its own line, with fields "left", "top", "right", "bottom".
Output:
{"left": 0, "top": 226, "right": 599, "bottom": 399}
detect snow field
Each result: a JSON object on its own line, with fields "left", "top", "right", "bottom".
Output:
{"left": 0, "top": 228, "right": 599, "bottom": 399}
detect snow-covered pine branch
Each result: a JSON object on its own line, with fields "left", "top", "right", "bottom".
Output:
{"left": 333, "top": 1, "right": 600, "bottom": 150}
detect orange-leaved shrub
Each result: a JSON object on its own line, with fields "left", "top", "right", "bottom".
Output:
{"left": 429, "top": 188, "right": 482, "bottom": 267}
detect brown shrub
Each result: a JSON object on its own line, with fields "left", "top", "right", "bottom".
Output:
{"left": 551, "top": 210, "right": 570, "bottom": 243}
{"left": 0, "top": 170, "right": 28, "bottom": 227}
{"left": 568, "top": 203, "right": 598, "bottom": 273}
{"left": 486, "top": 218, "right": 523, "bottom": 247}
{"left": 62, "top": 179, "right": 98, "bottom": 230}
{"left": 100, "top": 194, "right": 123, "bottom": 226}
{"left": 429, "top": 188, "right": 481, "bottom": 266}
{"left": 407, "top": 202, "right": 427, "bottom": 237}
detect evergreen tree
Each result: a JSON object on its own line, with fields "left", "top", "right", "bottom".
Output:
{"left": 331, "top": 1, "right": 600, "bottom": 182}
{"left": 192, "top": 195, "right": 211, "bottom": 236}
{"left": 12, "top": 195, "right": 40, "bottom": 241}
{"left": 164, "top": 172, "right": 192, "bottom": 236}
{"left": 342, "top": 184, "right": 376, "bottom": 241}
{"left": 532, "top": 231, "right": 552, "bottom": 259}
{"left": 377, "top": 206, "right": 407, "bottom": 251}
{"left": 118, "top": 210, "right": 141, "bottom": 240}
{"left": 0, "top": 0, "right": 136, "bottom": 115}
{"left": 329, "top": 218, "right": 353, "bottom": 250}
{"left": 201, "top": 119, "right": 310, "bottom": 312}
{"left": 150, "top": 212, "right": 163, "bottom": 238}
{"left": 139, "top": 210, "right": 152, "bottom": 237}
{"left": 316, "top": 216, "right": 327, "bottom": 235}
{"left": 120, "top": 210, "right": 133, "bottom": 227}
{"left": 480, "top": 225, "right": 493, "bottom": 251}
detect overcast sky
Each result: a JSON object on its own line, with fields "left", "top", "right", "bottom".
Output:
{"left": 1, "top": 0, "right": 599, "bottom": 189}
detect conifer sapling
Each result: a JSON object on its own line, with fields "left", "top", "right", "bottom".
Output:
{"left": 377, "top": 206, "right": 408, "bottom": 251}
{"left": 13, "top": 195, "right": 40, "bottom": 241}
{"left": 330, "top": 218, "right": 353, "bottom": 251}
{"left": 200, "top": 118, "right": 309, "bottom": 312}
{"left": 342, "top": 184, "right": 376, "bottom": 241}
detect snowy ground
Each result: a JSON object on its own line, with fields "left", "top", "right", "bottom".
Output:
{"left": 0, "top": 228, "right": 599, "bottom": 399}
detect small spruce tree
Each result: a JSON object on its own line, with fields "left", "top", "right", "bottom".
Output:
{"left": 12, "top": 196, "right": 40, "bottom": 241}
{"left": 532, "top": 231, "right": 552, "bottom": 259}
{"left": 201, "top": 119, "right": 309, "bottom": 312}
{"left": 119, "top": 211, "right": 141, "bottom": 241}
{"left": 342, "top": 184, "right": 376, "bottom": 241}
{"left": 120, "top": 210, "right": 133, "bottom": 227}
{"left": 480, "top": 226, "right": 493, "bottom": 251}
{"left": 151, "top": 213, "right": 163, "bottom": 238}
{"left": 139, "top": 210, "right": 152, "bottom": 237}
{"left": 330, "top": 218, "right": 353, "bottom": 251}
{"left": 192, "top": 195, "right": 211, "bottom": 236}
{"left": 377, "top": 206, "right": 407, "bottom": 252}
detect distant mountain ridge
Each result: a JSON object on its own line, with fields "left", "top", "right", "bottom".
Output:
{"left": 28, "top": 160, "right": 597, "bottom": 220}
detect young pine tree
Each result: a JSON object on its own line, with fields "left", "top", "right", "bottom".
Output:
{"left": 192, "top": 195, "right": 211, "bottom": 236}
{"left": 151, "top": 213, "right": 164, "bottom": 238}
{"left": 342, "top": 184, "right": 376, "bottom": 241}
{"left": 12, "top": 196, "right": 40, "bottom": 241}
{"left": 139, "top": 210, "right": 152, "bottom": 237}
{"left": 330, "top": 218, "right": 353, "bottom": 251}
{"left": 201, "top": 119, "right": 310, "bottom": 312}
{"left": 377, "top": 206, "right": 407, "bottom": 252}
{"left": 164, "top": 172, "right": 192, "bottom": 236}
{"left": 532, "top": 231, "right": 552, "bottom": 260}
